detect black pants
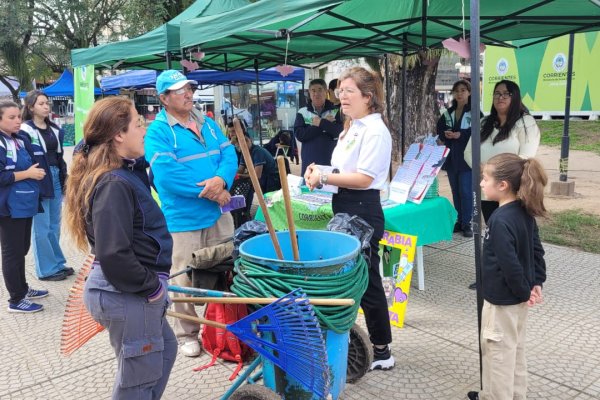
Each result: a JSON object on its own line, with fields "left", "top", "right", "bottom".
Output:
{"left": 0, "top": 216, "right": 33, "bottom": 304}
{"left": 332, "top": 189, "right": 392, "bottom": 345}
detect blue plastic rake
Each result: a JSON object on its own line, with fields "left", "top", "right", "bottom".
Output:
{"left": 168, "top": 288, "right": 330, "bottom": 398}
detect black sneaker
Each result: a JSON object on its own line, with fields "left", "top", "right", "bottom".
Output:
{"left": 467, "top": 391, "right": 479, "bottom": 400}
{"left": 39, "top": 271, "right": 67, "bottom": 281}
{"left": 453, "top": 222, "right": 462, "bottom": 233}
{"left": 61, "top": 267, "right": 75, "bottom": 276}
{"left": 369, "top": 345, "right": 395, "bottom": 371}
{"left": 462, "top": 225, "right": 474, "bottom": 238}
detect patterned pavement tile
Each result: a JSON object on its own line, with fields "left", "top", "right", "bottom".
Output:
{"left": 2, "top": 233, "right": 600, "bottom": 399}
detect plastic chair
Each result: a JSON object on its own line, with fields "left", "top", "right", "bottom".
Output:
{"left": 229, "top": 178, "right": 255, "bottom": 229}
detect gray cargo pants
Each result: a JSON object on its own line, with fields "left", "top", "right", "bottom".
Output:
{"left": 84, "top": 265, "right": 177, "bottom": 400}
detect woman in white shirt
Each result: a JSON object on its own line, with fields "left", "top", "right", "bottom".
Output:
{"left": 464, "top": 79, "right": 540, "bottom": 222}
{"left": 305, "top": 67, "right": 394, "bottom": 371}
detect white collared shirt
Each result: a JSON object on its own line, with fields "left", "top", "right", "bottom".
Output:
{"left": 330, "top": 113, "right": 391, "bottom": 190}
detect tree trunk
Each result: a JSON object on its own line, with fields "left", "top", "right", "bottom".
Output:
{"left": 384, "top": 53, "right": 441, "bottom": 162}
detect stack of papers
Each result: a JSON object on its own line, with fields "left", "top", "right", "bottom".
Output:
{"left": 389, "top": 143, "right": 449, "bottom": 205}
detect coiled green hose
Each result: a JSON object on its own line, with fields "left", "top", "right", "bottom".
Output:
{"left": 231, "top": 255, "right": 369, "bottom": 333}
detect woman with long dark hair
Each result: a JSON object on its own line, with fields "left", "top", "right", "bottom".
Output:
{"left": 304, "top": 67, "right": 394, "bottom": 371}
{"left": 437, "top": 80, "right": 476, "bottom": 237}
{"left": 465, "top": 79, "right": 541, "bottom": 222}
{"left": 20, "top": 90, "right": 70, "bottom": 281}
{"left": 63, "top": 97, "right": 176, "bottom": 398}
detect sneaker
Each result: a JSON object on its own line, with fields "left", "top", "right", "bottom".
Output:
{"left": 369, "top": 345, "right": 395, "bottom": 371}
{"left": 26, "top": 288, "right": 49, "bottom": 299}
{"left": 39, "top": 271, "right": 67, "bottom": 281}
{"left": 453, "top": 222, "right": 462, "bottom": 233}
{"left": 62, "top": 267, "right": 75, "bottom": 276}
{"left": 180, "top": 340, "right": 201, "bottom": 357}
{"left": 467, "top": 391, "right": 479, "bottom": 400}
{"left": 8, "top": 299, "right": 44, "bottom": 313}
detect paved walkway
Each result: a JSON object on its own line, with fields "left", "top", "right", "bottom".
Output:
{"left": 1, "top": 230, "right": 599, "bottom": 399}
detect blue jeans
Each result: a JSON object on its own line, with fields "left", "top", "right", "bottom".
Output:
{"left": 447, "top": 169, "right": 473, "bottom": 227}
{"left": 32, "top": 166, "right": 66, "bottom": 278}
{"left": 84, "top": 266, "right": 177, "bottom": 400}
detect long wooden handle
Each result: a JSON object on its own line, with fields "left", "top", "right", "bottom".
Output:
{"left": 167, "top": 311, "right": 226, "bottom": 330}
{"left": 277, "top": 156, "right": 299, "bottom": 261}
{"left": 171, "top": 296, "right": 355, "bottom": 306}
{"left": 233, "top": 118, "right": 283, "bottom": 260}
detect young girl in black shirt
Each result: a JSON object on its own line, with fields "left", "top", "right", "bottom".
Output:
{"left": 468, "top": 153, "right": 547, "bottom": 400}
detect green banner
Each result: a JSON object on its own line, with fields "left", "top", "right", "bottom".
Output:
{"left": 74, "top": 65, "right": 95, "bottom": 144}
{"left": 483, "top": 32, "right": 599, "bottom": 113}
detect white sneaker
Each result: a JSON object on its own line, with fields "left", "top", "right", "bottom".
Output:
{"left": 180, "top": 340, "right": 201, "bottom": 357}
{"left": 370, "top": 345, "right": 395, "bottom": 371}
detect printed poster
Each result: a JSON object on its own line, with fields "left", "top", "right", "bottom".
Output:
{"left": 74, "top": 65, "right": 95, "bottom": 144}
{"left": 359, "top": 230, "right": 418, "bottom": 327}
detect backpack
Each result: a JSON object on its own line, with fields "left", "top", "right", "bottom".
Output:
{"left": 194, "top": 303, "right": 253, "bottom": 380}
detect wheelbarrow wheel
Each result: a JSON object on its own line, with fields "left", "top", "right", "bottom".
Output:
{"left": 346, "top": 323, "right": 373, "bottom": 383}
{"left": 229, "top": 385, "right": 280, "bottom": 400}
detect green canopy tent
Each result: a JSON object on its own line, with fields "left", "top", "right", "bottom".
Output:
{"left": 179, "top": 1, "right": 600, "bottom": 392}
{"left": 179, "top": 0, "right": 600, "bottom": 70}
{"left": 71, "top": 0, "right": 250, "bottom": 70}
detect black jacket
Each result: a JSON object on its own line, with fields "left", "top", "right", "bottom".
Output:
{"left": 436, "top": 103, "right": 478, "bottom": 173}
{"left": 85, "top": 160, "right": 172, "bottom": 297}
{"left": 294, "top": 100, "right": 343, "bottom": 175}
{"left": 482, "top": 201, "right": 546, "bottom": 305}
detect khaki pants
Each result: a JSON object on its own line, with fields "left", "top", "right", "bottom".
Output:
{"left": 170, "top": 213, "right": 234, "bottom": 342}
{"left": 480, "top": 300, "right": 529, "bottom": 400}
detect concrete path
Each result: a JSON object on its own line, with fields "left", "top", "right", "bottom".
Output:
{"left": 2, "top": 231, "right": 599, "bottom": 399}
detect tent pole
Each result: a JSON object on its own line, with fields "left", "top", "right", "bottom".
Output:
{"left": 225, "top": 54, "right": 232, "bottom": 126}
{"left": 421, "top": 0, "right": 427, "bottom": 48}
{"left": 254, "top": 59, "right": 262, "bottom": 146}
{"left": 401, "top": 39, "right": 407, "bottom": 162}
{"left": 384, "top": 54, "right": 393, "bottom": 177}
{"left": 165, "top": 51, "right": 172, "bottom": 69}
{"left": 469, "top": 0, "right": 484, "bottom": 388}
{"left": 560, "top": 33, "right": 575, "bottom": 182}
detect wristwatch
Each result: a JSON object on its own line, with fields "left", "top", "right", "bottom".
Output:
{"left": 319, "top": 173, "right": 329, "bottom": 186}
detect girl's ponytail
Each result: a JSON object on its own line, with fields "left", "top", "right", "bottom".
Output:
{"left": 518, "top": 158, "right": 547, "bottom": 218}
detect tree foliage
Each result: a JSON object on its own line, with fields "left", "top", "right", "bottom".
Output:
{"left": 0, "top": 0, "right": 195, "bottom": 98}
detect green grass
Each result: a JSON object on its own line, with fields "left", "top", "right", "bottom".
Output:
{"left": 538, "top": 209, "right": 600, "bottom": 253}
{"left": 538, "top": 120, "right": 600, "bottom": 155}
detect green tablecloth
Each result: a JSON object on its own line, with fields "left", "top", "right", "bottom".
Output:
{"left": 255, "top": 194, "right": 457, "bottom": 247}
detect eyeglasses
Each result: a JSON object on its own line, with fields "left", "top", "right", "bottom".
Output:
{"left": 493, "top": 91, "right": 513, "bottom": 99}
{"left": 334, "top": 87, "right": 359, "bottom": 98}
{"left": 170, "top": 85, "right": 196, "bottom": 95}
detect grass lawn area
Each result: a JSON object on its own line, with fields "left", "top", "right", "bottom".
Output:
{"left": 538, "top": 120, "right": 600, "bottom": 155}
{"left": 538, "top": 209, "right": 600, "bottom": 254}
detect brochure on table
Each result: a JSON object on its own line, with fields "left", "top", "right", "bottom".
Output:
{"left": 389, "top": 143, "right": 450, "bottom": 205}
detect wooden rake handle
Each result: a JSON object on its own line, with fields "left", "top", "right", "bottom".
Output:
{"left": 171, "top": 296, "right": 355, "bottom": 306}
{"left": 276, "top": 156, "right": 299, "bottom": 261}
{"left": 233, "top": 118, "right": 283, "bottom": 260}
{"left": 167, "top": 311, "right": 226, "bottom": 330}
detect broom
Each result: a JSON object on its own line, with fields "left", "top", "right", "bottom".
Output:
{"left": 232, "top": 117, "right": 283, "bottom": 260}
{"left": 168, "top": 288, "right": 331, "bottom": 399}
{"left": 60, "top": 254, "right": 104, "bottom": 356}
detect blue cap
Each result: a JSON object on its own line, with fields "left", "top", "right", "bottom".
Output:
{"left": 156, "top": 70, "right": 197, "bottom": 95}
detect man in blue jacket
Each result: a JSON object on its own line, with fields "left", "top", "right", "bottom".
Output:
{"left": 145, "top": 70, "right": 238, "bottom": 357}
